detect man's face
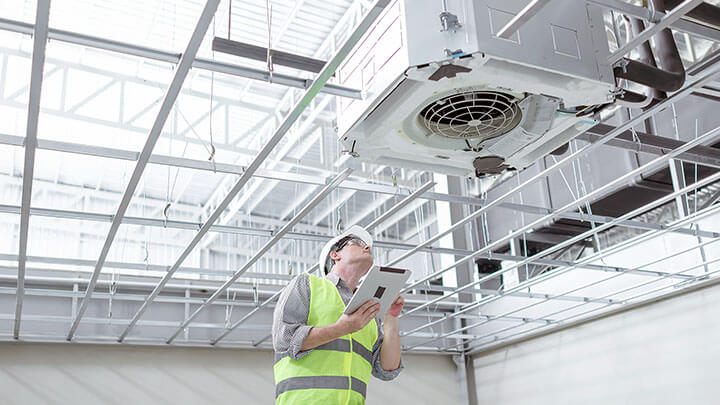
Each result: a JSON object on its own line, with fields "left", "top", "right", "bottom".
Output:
{"left": 332, "top": 236, "right": 373, "bottom": 274}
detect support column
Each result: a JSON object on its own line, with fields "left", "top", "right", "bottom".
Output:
{"left": 447, "top": 175, "right": 478, "bottom": 405}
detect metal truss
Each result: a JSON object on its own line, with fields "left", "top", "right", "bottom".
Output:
{"left": 4, "top": 129, "right": 716, "bottom": 243}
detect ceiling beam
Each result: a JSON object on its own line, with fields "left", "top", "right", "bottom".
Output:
{"left": 14, "top": 0, "right": 51, "bottom": 340}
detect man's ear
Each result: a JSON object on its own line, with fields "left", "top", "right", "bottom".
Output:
{"left": 329, "top": 250, "right": 341, "bottom": 263}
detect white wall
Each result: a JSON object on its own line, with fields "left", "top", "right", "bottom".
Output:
{"left": 0, "top": 343, "right": 461, "bottom": 404}
{"left": 472, "top": 279, "right": 720, "bottom": 404}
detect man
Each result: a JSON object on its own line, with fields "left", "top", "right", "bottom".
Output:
{"left": 272, "top": 225, "right": 405, "bottom": 404}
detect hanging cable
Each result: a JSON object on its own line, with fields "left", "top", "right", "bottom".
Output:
{"left": 108, "top": 270, "right": 118, "bottom": 320}
{"left": 208, "top": 17, "right": 218, "bottom": 173}
{"left": 164, "top": 108, "right": 173, "bottom": 227}
{"left": 266, "top": 0, "right": 274, "bottom": 83}
{"left": 227, "top": 0, "right": 232, "bottom": 40}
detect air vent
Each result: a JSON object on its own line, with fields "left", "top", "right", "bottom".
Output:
{"left": 419, "top": 90, "right": 522, "bottom": 141}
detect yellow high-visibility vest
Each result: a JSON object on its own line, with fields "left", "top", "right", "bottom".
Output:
{"left": 274, "top": 274, "right": 378, "bottom": 405}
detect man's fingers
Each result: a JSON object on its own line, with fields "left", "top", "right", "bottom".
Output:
{"left": 359, "top": 300, "right": 376, "bottom": 312}
{"left": 362, "top": 302, "right": 380, "bottom": 316}
{"left": 352, "top": 300, "right": 372, "bottom": 315}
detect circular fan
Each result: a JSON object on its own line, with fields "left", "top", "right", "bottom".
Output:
{"left": 419, "top": 90, "right": 522, "bottom": 141}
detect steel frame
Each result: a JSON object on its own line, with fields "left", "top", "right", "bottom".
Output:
{"left": 162, "top": 169, "right": 352, "bottom": 343}
{"left": 587, "top": 0, "right": 720, "bottom": 43}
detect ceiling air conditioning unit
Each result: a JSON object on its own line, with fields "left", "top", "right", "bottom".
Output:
{"left": 336, "top": 0, "right": 616, "bottom": 177}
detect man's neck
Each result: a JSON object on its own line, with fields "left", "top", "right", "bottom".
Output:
{"left": 330, "top": 266, "right": 364, "bottom": 291}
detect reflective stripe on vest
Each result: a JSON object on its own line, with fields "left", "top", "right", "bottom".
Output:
{"left": 274, "top": 338, "right": 373, "bottom": 365}
{"left": 273, "top": 274, "right": 378, "bottom": 405}
{"left": 276, "top": 376, "right": 367, "bottom": 398}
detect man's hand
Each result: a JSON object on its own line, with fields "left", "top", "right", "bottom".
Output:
{"left": 386, "top": 295, "right": 404, "bottom": 318}
{"left": 336, "top": 300, "right": 380, "bottom": 334}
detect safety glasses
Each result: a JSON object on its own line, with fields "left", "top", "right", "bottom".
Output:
{"left": 334, "top": 236, "right": 368, "bottom": 251}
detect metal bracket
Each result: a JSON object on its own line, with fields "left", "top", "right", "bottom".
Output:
{"left": 439, "top": 11, "right": 462, "bottom": 33}
{"left": 341, "top": 140, "right": 360, "bottom": 158}
{"left": 613, "top": 57, "right": 630, "bottom": 73}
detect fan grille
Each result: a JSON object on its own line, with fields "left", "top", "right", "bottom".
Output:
{"left": 419, "top": 91, "right": 522, "bottom": 140}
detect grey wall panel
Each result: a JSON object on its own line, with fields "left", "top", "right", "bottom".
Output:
{"left": 471, "top": 279, "right": 720, "bottom": 404}
{"left": 0, "top": 343, "right": 460, "bottom": 405}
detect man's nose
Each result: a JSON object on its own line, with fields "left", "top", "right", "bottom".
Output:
{"left": 363, "top": 245, "right": 370, "bottom": 252}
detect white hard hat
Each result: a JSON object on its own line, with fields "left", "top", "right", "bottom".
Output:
{"left": 318, "top": 225, "right": 373, "bottom": 275}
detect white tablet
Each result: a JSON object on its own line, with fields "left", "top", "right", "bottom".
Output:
{"left": 344, "top": 265, "right": 411, "bottom": 319}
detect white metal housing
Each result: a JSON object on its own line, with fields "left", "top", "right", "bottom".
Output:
{"left": 336, "top": 0, "right": 616, "bottom": 176}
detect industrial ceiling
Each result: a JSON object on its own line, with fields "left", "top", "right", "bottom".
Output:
{"left": 0, "top": 0, "right": 719, "bottom": 355}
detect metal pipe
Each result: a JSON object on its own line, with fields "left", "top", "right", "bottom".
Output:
{"left": 619, "top": 0, "right": 687, "bottom": 94}
{"left": 14, "top": 0, "right": 50, "bottom": 340}
{"left": 614, "top": 58, "right": 685, "bottom": 93}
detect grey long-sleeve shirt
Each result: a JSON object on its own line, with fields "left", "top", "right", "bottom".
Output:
{"left": 272, "top": 272, "right": 403, "bottom": 381}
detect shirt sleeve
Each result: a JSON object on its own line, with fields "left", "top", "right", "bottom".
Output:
{"left": 272, "top": 273, "right": 314, "bottom": 360}
{"left": 370, "top": 318, "right": 404, "bottom": 381}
